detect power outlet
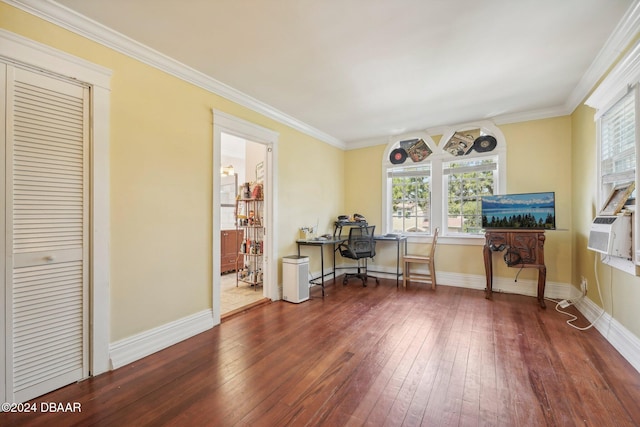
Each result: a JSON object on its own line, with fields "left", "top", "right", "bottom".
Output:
{"left": 580, "top": 277, "right": 588, "bottom": 296}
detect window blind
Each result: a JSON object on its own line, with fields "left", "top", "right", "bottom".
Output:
{"left": 601, "top": 89, "right": 636, "bottom": 185}
{"left": 387, "top": 165, "right": 431, "bottom": 178}
{"left": 443, "top": 158, "right": 498, "bottom": 175}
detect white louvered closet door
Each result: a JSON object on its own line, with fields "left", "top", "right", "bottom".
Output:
{"left": 5, "top": 65, "right": 89, "bottom": 403}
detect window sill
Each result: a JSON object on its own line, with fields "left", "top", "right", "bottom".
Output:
{"left": 601, "top": 254, "right": 640, "bottom": 276}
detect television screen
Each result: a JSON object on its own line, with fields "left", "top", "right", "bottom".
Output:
{"left": 482, "top": 192, "right": 556, "bottom": 230}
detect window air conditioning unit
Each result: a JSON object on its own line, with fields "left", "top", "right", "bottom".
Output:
{"left": 587, "top": 214, "right": 632, "bottom": 258}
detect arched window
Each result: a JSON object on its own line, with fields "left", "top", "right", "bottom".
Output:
{"left": 382, "top": 121, "right": 506, "bottom": 239}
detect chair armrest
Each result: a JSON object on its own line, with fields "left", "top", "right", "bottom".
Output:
{"left": 338, "top": 242, "right": 357, "bottom": 259}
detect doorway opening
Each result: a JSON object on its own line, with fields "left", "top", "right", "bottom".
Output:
{"left": 212, "top": 110, "right": 279, "bottom": 326}
{"left": 220, "top": 133, "right": 266, "bottom": 316}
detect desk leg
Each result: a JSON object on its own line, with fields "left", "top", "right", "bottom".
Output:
{"left": 332, "top": 242, "right": 337, "bottom": 281}
{"left": 537, "top": 266, "right": 547, "bottom": 309}
{"left": 396, "top": 240, "right": 400, "bottom": 287}
{"left": 402, "top": 239, "right": 409, "bottom": 288}
{"left": 483, "top": 244, "right": 493, "bottom": 300}
{"left": 320, "top": 246, "right": 325, "bottom": 297}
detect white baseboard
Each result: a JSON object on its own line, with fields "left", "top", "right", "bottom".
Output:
{"left": 107, "top": 272, "right": 640, "bottom": 377}
{"left": 438, "top": 271, "right": 640, "bottom": 374}
{"left": 109, "top": 309, "right": 214, "bottom": 369}
{"left": 574, "top": 297, "right": 640, "bottom": 373}
{"left": 325, "top": 267, "right": 578, "bottom": 301}
{"left": 436, "top": 271, "right": 579, "bottom": 301}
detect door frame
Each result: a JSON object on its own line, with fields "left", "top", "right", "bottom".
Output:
{"left": 212, "top": 110, "right": 279, "bottom": 325}
{"left": 0, "top": 30, "right": 112, "bottom": 399}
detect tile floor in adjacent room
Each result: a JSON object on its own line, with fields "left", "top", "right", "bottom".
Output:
{"left": 220, "top": 271, "right": 265, "bottom": 315}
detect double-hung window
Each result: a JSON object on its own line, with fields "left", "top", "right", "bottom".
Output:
{"left": 444, "top": 157, "right": 498, "bottom": 234}
{"left": 586, "top": 38, "right": 640, "bottom": 270}
{"left": 388, "top": 165, "right": 431, "bottom": 234}
{"left": 600, "top": 89, "right": 636, "bottom": 201}
{"left": 382, "top": 122, "right": 506, "bottom": 239}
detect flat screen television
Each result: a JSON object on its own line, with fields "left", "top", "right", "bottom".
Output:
{"left": 482, "top": 192, "right": 556, "bottom": 230}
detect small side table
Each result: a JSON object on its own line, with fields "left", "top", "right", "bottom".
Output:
{"left": 483, "top": 229, "right": 547, "bottom": 308}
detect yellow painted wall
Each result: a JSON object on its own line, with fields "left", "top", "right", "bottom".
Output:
{"left": 344, "top": 117, "right": 574, "bottom": 284}
{"left": 278, "top": 132, "right": 345, "bottom": 276}
{"left": 1, "top": 3, "right": 344, "bottom": 341}
{"left": 499, "top": 117, "right": 573, "bottom": 284}
{"left": 5, "top": 1, "right": 640, "bottom": 346}
{"left": 571, "top": 104, "right": 599, "bottom": 296}
{"left": 344, "top": 145, "right": 385, "bottom": 225}
{"left": 572, "top": 104, "right": 640, "bottom": 338}
{"left": 568, "top": 33, "right": 640, "bottom": 340}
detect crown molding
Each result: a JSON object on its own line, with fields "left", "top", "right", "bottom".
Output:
{"left": 344, "top": 0, "right": 640, "bottom": 150}
{"left": 566, "top": 0, "right": 640, "bottom": 111}
{"left": 344, "top": 103, "right": 573, "bottom": 150}
{"left": 3, "top": 0, "right": 346, "bottom": 150}
{"left": 585, "top": 38, "right": 640, "bottom": 113}
{"left": 344, "top": 135, "right": 390, "bottom": 150}
{"left": 492, "top": 104, "right": 572, "bottom": 126}
{"left": 7, "top": 0, "right": 638, "bottom": 152}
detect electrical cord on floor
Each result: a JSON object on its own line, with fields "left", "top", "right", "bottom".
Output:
{"left": 548, "top": 255, "right": 606, "bottom": 331}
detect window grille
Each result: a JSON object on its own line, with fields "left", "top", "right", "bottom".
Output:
{"left": 444, "top": 157, "right": 497, "bottom": 234}
{"left": 388, "top": 165, "right": 431, "bottom": 234}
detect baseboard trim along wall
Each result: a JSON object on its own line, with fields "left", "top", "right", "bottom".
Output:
{"left": 109, "top": 309, "right": 214, "bottom": 369}
{"left": 435, "top": 271, "right": 580, "bottom": 301}
{"left": 574, "top": 297, "right": 640, "bottom": 374}
{"left": 418, "top": 271, "right": 640, "bottom": 375}
{"left": 108, "top": 270, "right": 639, "bottom": 376}
{"left": 337, "top": 267, "right": 640, "bottom": 373}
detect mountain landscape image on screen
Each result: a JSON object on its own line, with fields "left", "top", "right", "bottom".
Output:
{"left": 481, "top": 192, "right": 556, "bottom": 229}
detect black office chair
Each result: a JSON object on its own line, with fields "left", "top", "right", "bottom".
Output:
{"left": 338, "top": 225, "right": 379, "bottom": 287}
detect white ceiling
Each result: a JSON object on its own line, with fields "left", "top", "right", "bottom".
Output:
{"left": 43, "top": 0, "right": 638, "bottom": 146}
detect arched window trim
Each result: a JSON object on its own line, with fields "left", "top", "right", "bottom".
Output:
{"left": 381, "top": 120, "right": 507, "bottom": 244}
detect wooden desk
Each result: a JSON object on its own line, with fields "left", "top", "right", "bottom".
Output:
{"left": 483, "top": 229, "right": 547, "bottom": 308}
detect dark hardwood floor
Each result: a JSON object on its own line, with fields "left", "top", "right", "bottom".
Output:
{"left": 4, "top": 277, "right": 640, "bottom": 426}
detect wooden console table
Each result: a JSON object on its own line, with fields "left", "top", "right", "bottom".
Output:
{"left": 483, "top": 229, "right": 547, "bottom": 308}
